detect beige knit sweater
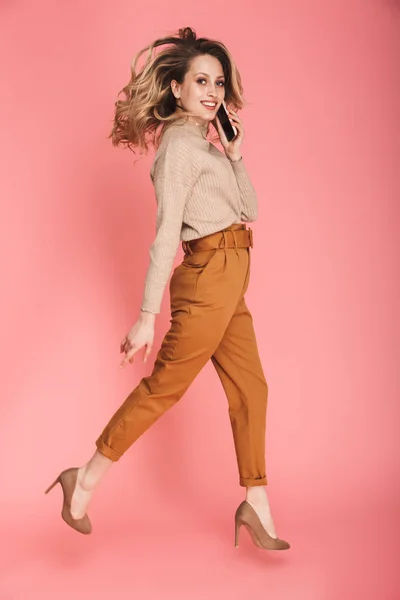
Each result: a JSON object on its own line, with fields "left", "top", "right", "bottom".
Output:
{"left": 141, "top": 118, "right": 258, "bottom": 314}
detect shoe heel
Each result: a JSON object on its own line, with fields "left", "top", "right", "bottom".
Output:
{"left": 234, "top": 519, "right": 241, "bottom": 548}
{"left": 44, "top": 476, "right": 60, "bottom": 494}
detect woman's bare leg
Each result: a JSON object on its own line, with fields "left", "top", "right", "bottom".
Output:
{"left": 70, "top": 451, "right": 113, "bottom": 519}
{"left": 246, "top": 486, "right": 277, "bottom": 539}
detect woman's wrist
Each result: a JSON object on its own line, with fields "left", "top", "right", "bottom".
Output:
{"left": 139, "top": 309, "right": 157, "bottom": 323}
{"left": 227, "top": 154, "right": 242, "bottom": 163}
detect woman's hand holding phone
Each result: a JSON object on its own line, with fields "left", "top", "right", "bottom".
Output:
{"left": 214, "top": 106, "right": 244, "bottom": 163}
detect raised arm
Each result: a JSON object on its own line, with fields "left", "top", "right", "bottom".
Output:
{"left": 214, "top": 109, "right": 258, "bottom": 223}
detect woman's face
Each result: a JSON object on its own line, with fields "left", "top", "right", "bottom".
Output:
{"left": 171, "top": 54, "right": 226, "bottom": 125}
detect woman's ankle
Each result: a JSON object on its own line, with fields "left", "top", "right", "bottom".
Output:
{"left": 79, "top": 452, "right": 113, "bottom": 490}
{"left": 75, "top": 465, "right": 93, "bottom": 491}
{"left": 246, "top": 485, "right": 267, "bottom": 505}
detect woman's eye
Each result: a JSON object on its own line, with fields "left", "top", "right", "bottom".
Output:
{"left": 196, "top": 79, "right": 225, "bottom": 86}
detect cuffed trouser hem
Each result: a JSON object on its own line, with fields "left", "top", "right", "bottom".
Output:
{"left": 240, "top": 475, "right": 268, "bottom": 487}
{"left": 95, "top": 437, "right": 122, "bottom": 462}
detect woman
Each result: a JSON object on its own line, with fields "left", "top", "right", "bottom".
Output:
{"left": 46, "top": 26, "right": 290, "bottom": 551}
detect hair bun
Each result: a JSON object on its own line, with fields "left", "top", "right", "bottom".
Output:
{"left": 178, "top": 27, "right": 196, "bottom": 42}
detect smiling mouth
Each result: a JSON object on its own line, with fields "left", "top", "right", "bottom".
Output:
{"left": 201, "top": 101, "right": 217, "bottom": 109}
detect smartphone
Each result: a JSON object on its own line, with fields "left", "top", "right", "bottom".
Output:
{"left": 216, "top": 101, "right": 237, "bottom": 142}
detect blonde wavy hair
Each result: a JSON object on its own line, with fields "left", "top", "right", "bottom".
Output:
{"left": 109, "top": 26, "right": 245, "bottom": 153}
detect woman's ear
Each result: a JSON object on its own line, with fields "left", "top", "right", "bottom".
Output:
{"left": 171, "top": 80, "right": 180, "bottom": 99}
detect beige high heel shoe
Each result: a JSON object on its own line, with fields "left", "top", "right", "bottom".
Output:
{"left": 234, "top": 501, "right": 290, "bottom": 550}
{"left": 45, "top": 467, "right": 92, "bottom": 535}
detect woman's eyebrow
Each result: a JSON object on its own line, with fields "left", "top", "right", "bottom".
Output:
{"left": 194, "top": 72, "right": 225, "bottom": 78}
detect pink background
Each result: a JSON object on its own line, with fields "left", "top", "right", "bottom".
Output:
{"left": 1, "top": 0, "right": 399, "bottom": 598}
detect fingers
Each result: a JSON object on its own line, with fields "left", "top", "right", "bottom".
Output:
{"left": 215, "top": 110, "right": 244, "bottom": 147}
{"left": 143, "top": 344, "right": 152, "bottom": 364}
{"left": 228, "top": 109, "right": 242, "bottom": 124}
{"left": 228, "top": 111, "right": 243, "bottom": 137}
{"left": 120, "top": 341, "right": 153, "bottom": 368}
{"left": 120, "top": 344, "right": 137, "bottom": 368}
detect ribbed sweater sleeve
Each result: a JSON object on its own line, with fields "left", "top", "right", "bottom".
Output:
{"left": 141, "top": 136, "right": 192, "bottom": 314}
{"left": 229, "top": 158, "right": 258, "bottom": 222}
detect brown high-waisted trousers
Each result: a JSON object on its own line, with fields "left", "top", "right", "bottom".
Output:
{"left": 96, "top": 224, "right": 268, "bottom": 487}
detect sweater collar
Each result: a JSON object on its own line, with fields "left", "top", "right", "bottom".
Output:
{"left": 169, "top": 117, "right": 209, "bottom": 140}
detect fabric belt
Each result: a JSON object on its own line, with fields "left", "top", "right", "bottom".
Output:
{"left": 182, "top": 225, "right": 253, "bottom": 256}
